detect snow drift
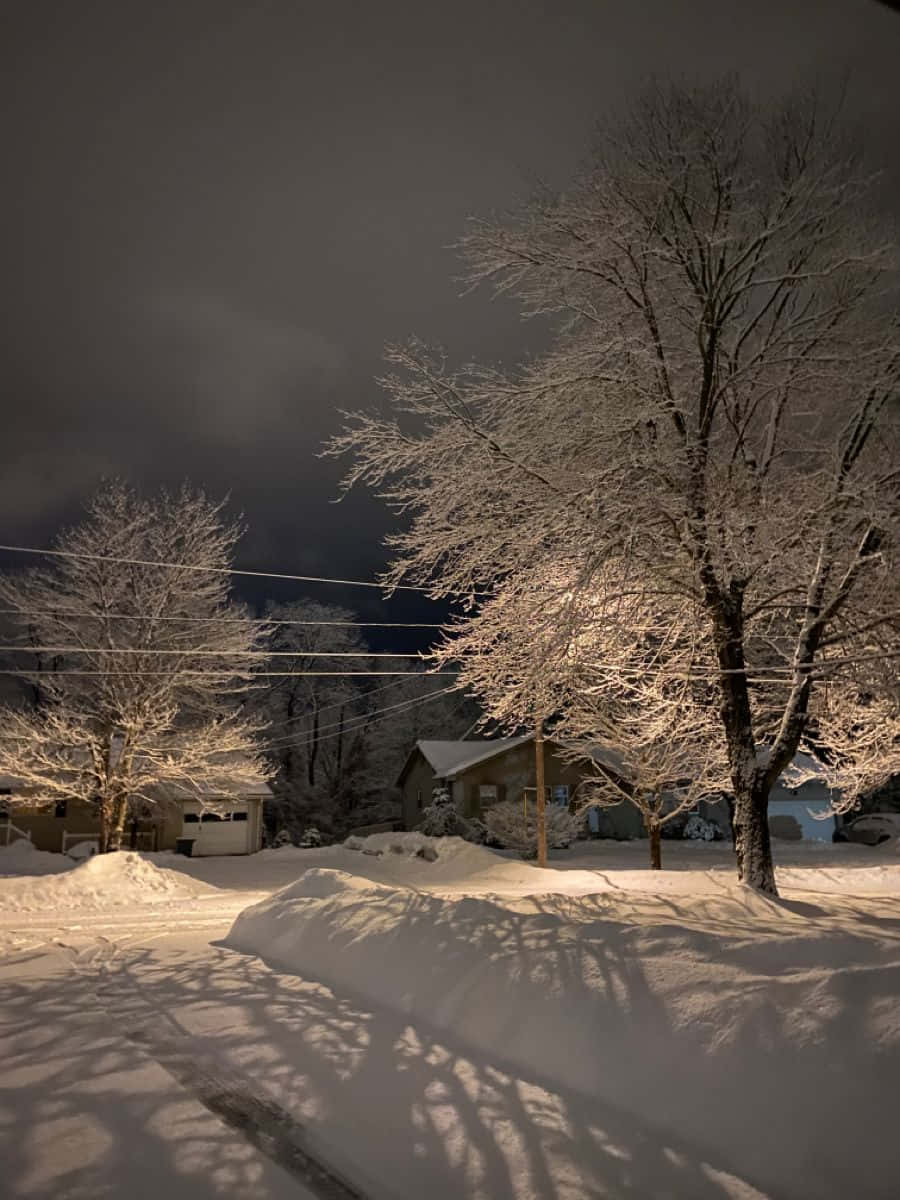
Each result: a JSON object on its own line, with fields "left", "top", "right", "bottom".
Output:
{"left": 226, "top": 835, "right": 900, "bottom": 1200}
{"left": 0, "top": 850, "right": 217, "bottom": 913}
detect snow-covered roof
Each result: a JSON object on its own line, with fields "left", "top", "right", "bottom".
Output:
{"left": 415, "top": 735, "right": 535, "bottom": 779}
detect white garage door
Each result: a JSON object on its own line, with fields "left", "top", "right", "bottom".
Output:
{"left": 181, "top": 801, "right": 252, "bottom": 856}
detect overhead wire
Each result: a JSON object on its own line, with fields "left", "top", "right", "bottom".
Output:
{"left": 0, "top": 608, "right": 445, "bottom": 629}
{"left": 0, "top": 543, "right": 440, "bottom": 594}
{"left": 257, "top": 686, "right": 459, "bottom": 752}
{"left": 0, "top": 669, "right": 458, "bottom": 678}
{"left": 0, "top": 645, "right": 429, "bottom": 659}
{"left": 260, "top": 686, "right": 465, "bottom": 751}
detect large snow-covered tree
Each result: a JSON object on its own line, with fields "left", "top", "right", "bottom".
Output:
{"left": 330, "top": 79, "right": 900, "bottom": 895}
{"left": 0, "top": 482, "right": 268, "bottom": 851}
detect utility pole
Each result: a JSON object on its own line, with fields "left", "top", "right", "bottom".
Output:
{"left": 535, "top": 718, "right": 547, "bottom": 867}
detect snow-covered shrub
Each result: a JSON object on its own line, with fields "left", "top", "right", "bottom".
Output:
{"left": 682, "top": 814, "right": 721, "bottom": 842}
{"left": 272, "top": 828, "right": 294, "bottom": 848}
{"left": 463, "top": 817, "right": 492, "bottom": 846}
{"left": 299, "top": 826, "right": 323, "bottom": 848}
{"left": 418, "top": 784, "right": 458, "bottom": 836}
{"left": 484, "top": 800, "right": 581, "bottom": 859}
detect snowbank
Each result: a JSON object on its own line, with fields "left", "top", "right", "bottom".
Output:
{"left": 0, "top": 839, "right": 71, "bottom": 877}
{"left": 225, "top": 838, "right": 900, "bottom": 1198}
{"left": 0, "top": 851, "right": 217, "bottom": 913}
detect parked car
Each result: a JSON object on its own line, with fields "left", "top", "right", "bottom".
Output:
{"left": 834, "top": 814, "right": 900, "bottom": 846}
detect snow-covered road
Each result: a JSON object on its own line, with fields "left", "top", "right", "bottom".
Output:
{"left": 2, "top": 838, "right": 899, "bottom": 1200}
{"left": 0, "top": 923, "right": 772, "bottom": 1200}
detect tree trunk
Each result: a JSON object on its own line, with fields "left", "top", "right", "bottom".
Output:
{"left": 707, "top": 590, "right": 780, "bottom": 896}
{"left": 106, "top": 794, "right": 129, "bottom": 852}
{"left": 648, "top": 822, "right": 662, "bottom": 870}
{"left": 98, "top": 795, "right": 110, "bottom": 854}
{"left": 732, "top": 777, "right": 777, "bottom": 894}
{"left": 308, "top": 705, "right": 319, "bottom": 787}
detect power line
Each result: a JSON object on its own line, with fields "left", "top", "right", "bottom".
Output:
{"left": 258, "top": 686, "right": 458, "bottom": 752}
{"left": 0, "top": 645, "right": 429, "bottom": 659}
{"left": 264, "top": 686, "right": 464, "bottom": 751}
{"left": 0, "top": 669, "right": 458, "bottom": 678}
{"left": 260, "top": 672, "right": 446, "bottom": 736}
{"left": 0, "top": 544, "right": 436, "bottom": 594}
{"left": 0, "top": 608, "right": 445, "bottom": 629}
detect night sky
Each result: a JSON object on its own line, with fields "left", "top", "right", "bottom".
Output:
{"left": 2, "top": 0, "right": 899, "bottom": 634}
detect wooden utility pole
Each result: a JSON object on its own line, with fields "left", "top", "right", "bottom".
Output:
{"left": 535, "top": 719, "right": 547, "bottom": 867}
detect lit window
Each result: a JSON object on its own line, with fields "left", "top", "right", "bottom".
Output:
{"left": 552, "top": 785, "right": 570, "bottom": 806}
{"left": 478, "top": 784, "right": 498, "bottom": 805}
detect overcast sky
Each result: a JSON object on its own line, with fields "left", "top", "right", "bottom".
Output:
{"left": 2, "top": 0, "right": 899, "bottom": 626}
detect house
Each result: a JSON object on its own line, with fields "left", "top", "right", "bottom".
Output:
{"left": 397, "top": 735, "right": 843, "bottom": 844}
{"left": 0, "top": 761, "right": 270, "bottom": 857}
{"left": 397, "top": 735, "right": 645, "bottom": 838}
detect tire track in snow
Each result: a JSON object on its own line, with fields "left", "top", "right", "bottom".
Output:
{"left": 127, "top": 1028, "right": 368, "bottom": 1200}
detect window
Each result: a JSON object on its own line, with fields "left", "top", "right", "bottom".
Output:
{"left": 54, "top": 799, "right": 67, "bottom": 819}
{"left": 183, "top": 812, "right": 200, "bottom": 823}
{"left": 232, "top": 811, "right": 248, "bottom": 822}
{"left": 552, "top": 785, "right": 570, "bottom": 806}
{"left": 417, "top": 788, "right": 423, "bottom": 810}
{"left": 478, "top": 784, "right": 498, "bottom": 806}
{"left": 201, "top": 812, "right": 225, "bottom": 822}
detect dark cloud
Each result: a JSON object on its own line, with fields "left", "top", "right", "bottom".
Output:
{"left": 1, "top": 0, "right": 899, "bottom": 616}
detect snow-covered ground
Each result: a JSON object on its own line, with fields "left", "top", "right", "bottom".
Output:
{"left": 1, "top": 835, "right": 899, "bottom": 1199}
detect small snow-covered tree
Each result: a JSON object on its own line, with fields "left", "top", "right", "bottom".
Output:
{"left": 330, "top": 79, "right": 900, "bottom": 895}
{"left": 418, "top": 783, "right": 459, "bottom": 836}
{"left": 435, "top": 571, "right": 731, "bottom": 868}
{"left": 0, "top": 482, "right": 268, "bottom": 851}
{"left": 559, "top": 590, "right": 731, "bottom": 868}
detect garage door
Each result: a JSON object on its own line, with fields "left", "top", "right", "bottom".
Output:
{"left": 181, "top": 801, "right": 252, "bottom": 856}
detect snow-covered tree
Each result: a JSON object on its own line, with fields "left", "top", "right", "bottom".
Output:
{"left": 0, "top": 482, "right": 268, "bottom": 851}
{"left": 330, "top": 79, "right": 900, "bottom": 895}
{"left": 418, "top": 783, "right": 456, "bottom": 836}
{"left": 433, "top": 573, "right": 730, "bottom": 868}
{"left": 255, "top": 600, "right": 374, "bottom": 837}
{"left": 561, "top": 593, "right": 731, "bottom": 868}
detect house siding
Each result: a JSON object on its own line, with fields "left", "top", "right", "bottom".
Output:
{"left": 453, "top": 743, "right": 585, "bottom": 818}
{"left": 400, "top": 753, "right": 438, "bottom": 829}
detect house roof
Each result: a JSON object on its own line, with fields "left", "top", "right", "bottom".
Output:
{"left": 402, "top": 734, "right": 535, "bottom": 783}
